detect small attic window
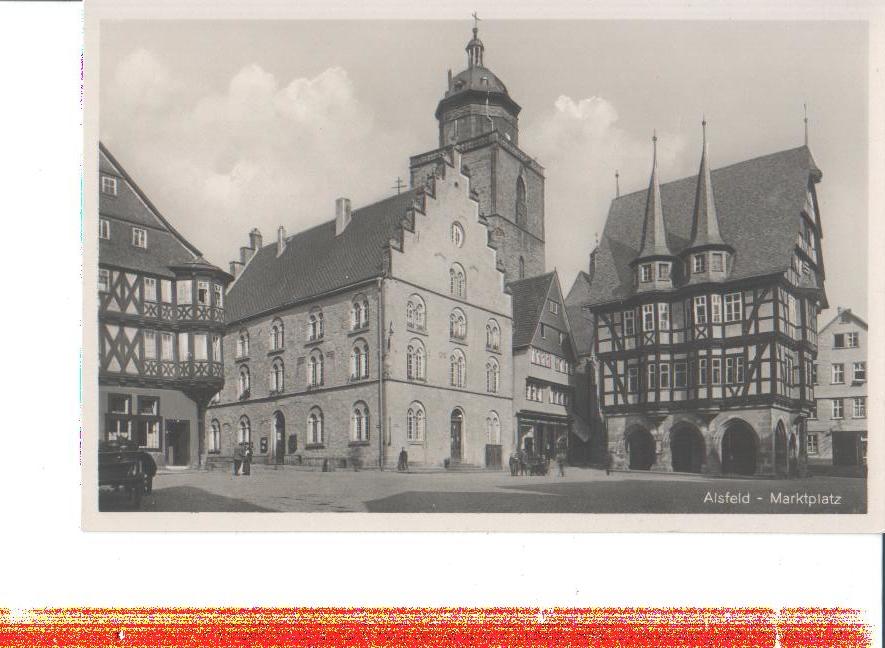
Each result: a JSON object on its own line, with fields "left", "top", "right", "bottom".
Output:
{"left": 101, "top": 175, "right": 118, "bottom": 196}
{"left": 481, "top": 76, "right": 488, "bottom": 85}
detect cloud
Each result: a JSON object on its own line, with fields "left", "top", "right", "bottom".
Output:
{"left": 525, "top": 95, "right": 690, "bottom": 293}
{"left": 101, "top": 51, "right": 409, "bottom": 270}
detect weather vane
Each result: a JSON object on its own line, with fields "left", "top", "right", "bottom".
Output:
{"left": 472, "top": 11, "right": 480, "bottom": 30}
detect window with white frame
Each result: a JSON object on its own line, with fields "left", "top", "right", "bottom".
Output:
{"left": 144, "top": 277, "right": 157, "bottom": 302}
{"left": 407, "top": 339, "right": 426, "bottom": 381}
{"left": 197, "top": 280, "right": 210, "bottom": 305}
{"left": 99, "top": 219, "right": 111, "bottom": 240}
{"left": 450, "top": 349, "right": 466, "bottom": 388}
{"left": 194, "top": 334, "right": 208, "bottom": 361}
{"left": 352, "top": 402, "right": 370, "bottom": 442}
{"left": 177, "top": 279, "right": 192, "bottom": 305}
{"left": 270, "top": 319, "right": 284, "bottom": 350}
{"left": 812, "top": 362, "right": 819, "bottom": 385}
{"left": 711, "top": 357, "right": 722, "bottom": 384}
{"left": 711, "top": 294, "right": 722, "bottom": 324}
{"left": 697, "top": 358, "right": 708, "bottom": 386}
{"left": 486, "top": 358, "right": 500, "bottom": 393}
{"left": 711, "top": 252, "right": 724, "bottom": 272}
{"left": 525, "top": 381, "right": 544, "bottom": 402}
{"left": 646, "top": 363, "right": 656, "bottom": 389}
{"left": 658, "top": 303, "right": 670, "bottom": 330}
{"left": 131, "top": 227, "right": 147, "bottom": 249}
{"left": 832, "top": 398, "right": 844, "bottom": 419}
{"left": 853, "top": 362, "right": 866, "bottom": 382}
{"left": 694, "top": 295, "right": 707, "bottom": 324}
{"left": 101, "top": 175, "right": 118, "bottom": 196}
{"left": 449, "top": 263, "right": 466, "bottom": 298}
{"left": 308, "top": 351, "right": 324, "bottom": 387}
{"left": 214, "top": 284, "right": 223, "bottom": 308}
{"left": 627, "top": 366, "right": 639, "bottom": 393}
{"left": 674, "top": 362, "right": 687, "bottom": 388}
{"left": 351, "top": 339, "right": 369, "bottom": 379}
{"left": 659, "top": 363, "right": 671, "bottom": 389}
{"left": 693, "top": 253, "right": 706, "bottom": 273}
{"left": 238, "top": 416, "right": 251, "bottom": 443}
{"left": 177, "top": 332, "right": 190, "bottom": 361}
{"left": 623, "top": 310, "right": 635, "bottom": 336}
{"left": 724, "top": 292, "right": 742, "bottom": 322}
{"left": 352, "top": 295, "right": 369, "bottom": 330}
{"left": 640, "top": 263, "right": 652, "bottom": 283}
{"left": 160, "top": 280, "right": 172, "bottom": 303}
{"left": 846, "top": 332, "right": 859, "bottom": 348}
{"left": 238, "top": 366, "right": 250, "bottom": 396}
{"left": 657, "top": 262, "right": 670, "bottom": 281}
{"left": 98, "top": 268, "right": 110, "bottom": 293}
{"left": 853, "top": 397, "right": 866, "bottom": 418}
{"left": 548, "top": 300, "right": 559, "bottom": 315}
{"left": 450, "top": 308, "right": 467, "bottom": 340}
{"left": 486, "top": 412, "right": 501, "bottom": 445}
{"left": 307, "top": 409, "right": 324, "bottom": 445}
{"left": 642, "top": 304, "right": 655, "bottom": 332}
{"left": 160, "top": 332, "right": 173, "bottom": 361}
{"left": 807, "top": 433, "right": 818, "bottom": 455}
{"left": 486, "top": 319, "right": 501, "bottom": 351}
{"left": 406, "top": 294, "right": 426, "bottom": 331}
{"left": 210, "top": 420, "right": 221, "bottom": 453}
{"left": 143, "top": 330, "right": 157, "bottom": 360}
{"left": 308, "top": 310, "right": 324, "bottom": 341}
{"left": 407, "top": 402, "right": 426, "bottom": 442}
{"left": 236, "top": 330, "right": 249, "bottom": 358}
{"left": 832, "top": 363, "right": 844, "bottom": 384}
{"left": 809, "top": 399, "right": 818, "bottom": 419}
{"left": 451, "top": 222, "right": 465, "bottom": 248}
{"left": 270, "top": 358, "right": 284, "bottom": 392}
{"left": 212, "top": 335, "right": 221, "bottom": 361}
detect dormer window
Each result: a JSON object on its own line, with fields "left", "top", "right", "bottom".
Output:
{"left": 657, "top": 262, "right": 670, "bottom": 280}
{"left": 693, "top": 254, "right": 706, "bottom": 274}
{"left": 711, "top": 252, "right": 724, "bottom": 272}
{"left": 132, "top": 227, "right": 147, "bottom": 249}
{"left": 101, "top": 175, "right": 118, "bottom": 196}
{"left": 640, "top": 264, "right": 652, "bottom": 283}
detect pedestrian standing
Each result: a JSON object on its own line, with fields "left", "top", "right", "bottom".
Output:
{"left": 233, "top": 443, "right": 244, "bottom": 476}
{"left": 397, "top": 447, "right": 408, "bottom": 472}
{"left": 243, "top": 443, "right": 253, "bottom": 476}
{"left": 555, "top": 435, "right": 568, "bottom": 477}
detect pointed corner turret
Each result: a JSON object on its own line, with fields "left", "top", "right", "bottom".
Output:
{"left": 632, "top": 132, "right": 675, "bottom": 292}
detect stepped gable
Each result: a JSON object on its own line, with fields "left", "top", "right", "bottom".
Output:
{"left": 99, "top": 143, "right": 200, "bottom": 277}
{"left": 226, "top": 190, "right": 417, "bottom": 325}
{"left": 565, "top": 271, "right": 595, "bottom": 357}
{"left": 507, "top": 272, "right": 556, "bottom": 349}
{"left": 588, "top": 145, "right": 821, "bottom": 306}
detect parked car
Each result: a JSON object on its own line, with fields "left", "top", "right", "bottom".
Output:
{"left": 98, "top": 440, "right": 157, "bottom": 509}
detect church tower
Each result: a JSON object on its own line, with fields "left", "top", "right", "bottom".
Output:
{"left": 409, "top": 19, "right": 546, "bottom": 283}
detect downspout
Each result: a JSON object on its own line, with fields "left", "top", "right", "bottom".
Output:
{"left": 377, "top": 275, "right": 386, "bottom": 470}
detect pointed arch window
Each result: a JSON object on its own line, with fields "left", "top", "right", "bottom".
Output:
{"left": 486, "top": 319, "right": 501, "bottom": 351}
{"left": 486, "top": 357, "right": 500, "bottom": 393}
{"left": 406, "top": 294, "right": 426, "bottom": 332}
{"left": 486, "top": 411, "right": 501, "bottom": 445}
{"left": 449, "top": 263, "right": 466, "bottom": 298}
{"left": 449, "top": 308, "right": 467, "bottom": 340}
{"left": 351, "top": 294, "right": 370, "bottom": 330}
{"left": 351, "top": 339, "right": 369, "bottom": 380}
{"left": 450, "top": 349, "right": 466, "bottom": 388}
{"left": 407, "top": 402, "right": 426, "bottom": 442}
{"left": 516, "top": 176, "right": 527, "bottom": 228}
{"left": 270, "top": 358, "right": 284, "bottom": 393}
{"left": 238, "top": 416, "right": 251, "bottom": 443}
{"left": 308, "top": 350, "right": 324, "bottom": 387}
{"left": 307, "top": 408, "right": 324, "bottom": 445}
{"left": 238, "top": 366, "right": 251, "bottom": 399}
{"left": 270, "top": 318, "right": 284, "bottom": 351}
{"left": 351, "top": 402, "right": 370, "bottom": 442}
{"left": 308, "top": 309, "right": 324, "bottom": 341}
{"left": 209, "top": 419, "right": 221, "bottom": 453}
{"left": 236, "top": 329, "right": 250, "bottom": 358}
{"left": 451, "top": 222, "right": 465, "bottom": 248}
{"left": 407, "top": 339, "right": 426, "bottom": 381}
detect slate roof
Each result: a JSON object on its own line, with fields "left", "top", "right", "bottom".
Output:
{"left": 225, "top": 190, "right": 417, "bottom": 325}
{"left": 587, "top": 145, "right": 821, "bottom": 307}
{"left": 507, "top": 272, "right": 556, "bottom": 348}
{"left": 565, "top": 271, "right": 596, "bottom": 357}
{"left": 98, "top": 143, "right": 201, "bottom": 277}
{"left": 636, "top": 139, "right": 674, "bottom": 259}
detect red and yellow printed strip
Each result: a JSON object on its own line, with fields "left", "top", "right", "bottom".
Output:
{"left": 0, "top": 607, "right": 870, "bottom": 647}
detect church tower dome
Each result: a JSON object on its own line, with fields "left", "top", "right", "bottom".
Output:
{"left": 435, "top": 19, "right": 521, "bottom": 147}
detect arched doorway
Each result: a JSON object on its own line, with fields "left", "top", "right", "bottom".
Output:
{"left": 450, "top": 409, "right": 464, "bottom": 463}
{"left": 273, "top": 411, "right": 285, "bottom": 464}
{"left": 788, "top": 431, "right": 798, "bottom": 477}
{"left": 670, "top": 424, "right": 705, "bottom": 473}
{"left": 774, "top": 421, "right": 787, "bottom": 476}
{"left": 721, "top": 420, "right": 758, "bottom": 475}
{"left": 626, "top": 427, "right": 655, "bottom": 470}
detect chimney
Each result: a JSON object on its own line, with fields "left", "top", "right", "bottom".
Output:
{"left": 335, "top": 197, "right": 352, "bottom": 236}
{"left": 277, "top": 225, "right": 287, "bottom": 256}
{"left": 249, "top": 228, "right": 263, "bottom": 251}
{"left": 229, "top": 260, "right": 244, "bottom": 278}
{"left": 447, "top": 69, "right": 453, "bottom": 91}
{"left": 240, "top": 246, "right": 253, "bottom": 264}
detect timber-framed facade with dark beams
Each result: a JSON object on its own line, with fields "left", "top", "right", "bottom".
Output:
{"left": 583, "top": 127, "right": 827, "bottom": 477}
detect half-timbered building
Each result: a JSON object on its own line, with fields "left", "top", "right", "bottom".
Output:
{"left": 98, "top": 143, "right": 231, "bottom": 468}
{"left": 584, "top": 125, "right": 827, "bottom": 476}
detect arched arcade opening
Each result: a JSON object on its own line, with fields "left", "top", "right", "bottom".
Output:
{"left": 721, "top": 419, "right": 758, "bottom": 476}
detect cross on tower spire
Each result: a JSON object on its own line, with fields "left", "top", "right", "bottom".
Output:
{"left": 392, "top": 176, "right": 406, "bottom": 195}
{"left": 466, "top": 12, "right": 485, "bottom": 68}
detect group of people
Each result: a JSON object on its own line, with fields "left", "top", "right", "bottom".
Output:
{"left": 233, "top": 442, "right": 253, "bottom": 476}
{"left": 509, "top": 435, "right": 569, "bottom": 477}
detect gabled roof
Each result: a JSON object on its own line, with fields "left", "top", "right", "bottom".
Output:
{"left": 819, "top": 307, "right": 868, "bottom": 333}
{"left": 98, "top": 143, "right": 201, "bottom": 277}
{"left": 225, "top": 190, "right": 417, "bottom": 325}
{"left": 508, "top": 272, "right": 556, "bottom": 348}
{"left": 565, "top": 271, "right": 596, "bottom": 357}
{"left": 588, "top": 145, "right": 821, "bottom": 306}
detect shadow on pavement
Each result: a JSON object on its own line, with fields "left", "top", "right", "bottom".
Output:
{"left": 99, "top": 486, "right": 276, "bottom": 512}
{"left": 365, "top": 478, "right": 866, "bottom": 514}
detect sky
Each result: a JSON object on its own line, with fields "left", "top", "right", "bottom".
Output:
{"left": 99, "top": 20, "right": 868, "bottom": 324}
